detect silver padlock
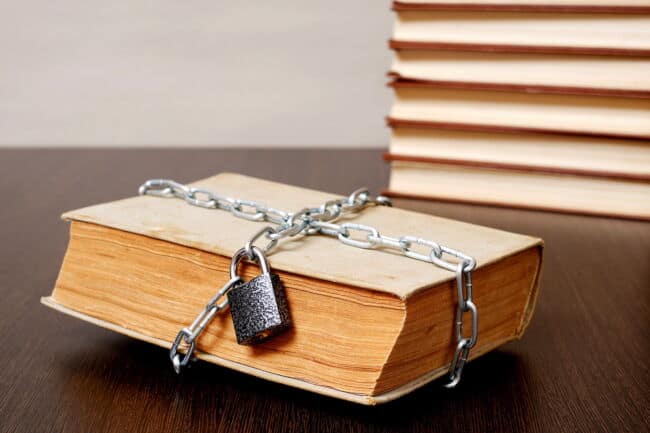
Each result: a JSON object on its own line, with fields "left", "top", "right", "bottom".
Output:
{"left": 227, "top": 246, "right": 291, "bottom": 345}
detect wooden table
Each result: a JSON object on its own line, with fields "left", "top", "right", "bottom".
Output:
{"left": 1, "top": 149, "right": 647, "bottom": 433}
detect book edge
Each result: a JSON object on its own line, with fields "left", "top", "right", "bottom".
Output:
{"left": 388, "top": 76, "right": 650, "bottom": 99}
{"left": 41, "top": 296, "right": 525, "bottom": 404}
{"left": 383, "top": 153, "right": 650, "bottom": 182}
{"left": 382, "top": 189, "right": 650, "bottom": 222}
{"left": 372, "top": 245, "right": 542, "bottom": 394}
{"left": 391, "top": 1, "right": 650, "bottom": 13}
{"left": 387, "top": 117, "right": 650, "bottom": 141}
{"left": 515, "top": 244, "right": 544, "bottom": 337}
{"left": 388, "top": 40, "right": 650, "bottom": 57}
{"left": 59, "top": 172, "right": 543, "bottom": 299}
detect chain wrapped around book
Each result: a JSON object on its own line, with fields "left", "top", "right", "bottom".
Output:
{"left": 43, "top": 173, "right": 542, "bottom": 403}
{"left": 139, "top": 178, "right": 478, "bottom": 388}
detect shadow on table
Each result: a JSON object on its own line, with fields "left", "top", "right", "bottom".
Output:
{"left": 56, "top": 335, "right": 535, "bottom": 433}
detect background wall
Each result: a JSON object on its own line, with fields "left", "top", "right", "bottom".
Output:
{"left": 0, "top": 1, "right": 393, "bottom": 147}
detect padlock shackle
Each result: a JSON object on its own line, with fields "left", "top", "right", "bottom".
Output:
{"left": 230, "top": 246, "right": 271, "bottom": 280}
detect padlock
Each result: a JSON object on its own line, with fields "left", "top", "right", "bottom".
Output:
{"left": 227, "top": 246, "right": 291, "bottom": 345}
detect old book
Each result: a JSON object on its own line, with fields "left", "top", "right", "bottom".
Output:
{"left": 388, "top": 84, "right": 650, "bottom": 139}
{"left": 42, "top": 173, "right": 543, "bottom": 405}
{"left": 390, "top": 10, "right": 650, "bottom": 55}
{"left": 387, "top": 161, "right": 650, "bottom": 220}
{"left": 392, "top": 0, "right": 650, "bottom": 13}
{"left": 389, "top": 51, "right": 650, "bottom": 98}
{"left": 387, "top": 127, "right": 650, "bottom": 180}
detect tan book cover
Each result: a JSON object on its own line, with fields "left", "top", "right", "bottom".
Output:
{"left": 388, "top": 50, "right": 650, "bottom": 98}
{"left": 387, "top": 127, "right": 650, "bottom": 180}
{"left": 42, "top": 173, "right": 543, "bottom": 404}
{"left": 388, "top": 84, "right": 650, "bottom": 139}
{"left": 392, "top": 1, "right": 650, "bottom": 13}
{"left": 390, "top": 10, "right": 650, "bottom": 56}
{"left": 386, "top": 161, "right": 650, "bottom": 220}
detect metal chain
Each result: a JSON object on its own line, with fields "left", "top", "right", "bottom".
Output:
{"left": 169, "top": 276, "right": 242, "bottom": 373}
{"left": 140, "top": 179, "right": 478, "bottom": 387}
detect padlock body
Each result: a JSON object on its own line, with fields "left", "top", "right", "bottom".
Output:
{"left": 227, "top": 273, "right": 291, "bottom": 345}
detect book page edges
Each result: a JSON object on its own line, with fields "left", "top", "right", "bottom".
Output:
{"left": 60, "top": 173, "right": 542, "bottom": 300}
{"left": 516, "top": 244, "right": 543, "bottom": 337}
{"left": 40, "top": 296, "right": 526, "bottom": 404}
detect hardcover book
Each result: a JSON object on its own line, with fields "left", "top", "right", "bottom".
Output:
{"left": 386, "top": 159, "right": 650, "bottom": 220}
{"left": 390, "top": 10, "right": 650, "bottom": 55}
{"left": 42, "top": 173, "right": 543, "bottom": 404}
{"left": 388, "top": 84, "right": 650, "bottom": 139}
{"left": 387, "top": 127, "right": 650, "bottom": 180}
{"left": 392, "top": 0, "right": 650, "bottom": 13}
{"left": 389, "top": 51, "right": 650, "bottom": 98}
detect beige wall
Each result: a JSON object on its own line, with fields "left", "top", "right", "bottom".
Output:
{"left": 0, "top": 1, "right": 393, "bottom": 147}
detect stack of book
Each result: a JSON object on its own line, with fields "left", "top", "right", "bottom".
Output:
{"left": 384, "top": 0, "right": 650, "bottom": 220}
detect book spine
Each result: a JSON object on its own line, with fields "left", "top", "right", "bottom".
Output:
{"left": 388, "top": 40, "right": 650, "bottom": 57}
{"left": 392, "top": 1, "right": 650, "bottom": 14}
{"left": 387, "top": 117, "right": 650, "bottom": 141}
{"left": 384, "top": 153, "right": 650, "bottom": 182}
{"left": 389, "top": 77, "right": 650, "bottom": 99}
{"left": 382, "top": 188, "right": 650, "bottom": 222}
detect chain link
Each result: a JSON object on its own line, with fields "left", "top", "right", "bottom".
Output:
{"left": 169, "top": 276, "right": 242, "bottom": 373}
{"left": 140, "top": 179, "right": 478, "bottom": 387}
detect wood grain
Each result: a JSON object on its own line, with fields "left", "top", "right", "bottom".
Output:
{"left": 0, "top": 149, "right": 648, "bottom": 433}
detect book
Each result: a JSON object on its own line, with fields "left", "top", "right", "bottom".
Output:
{"left": 390, "top": 10, "right": 650, "bottom": 55}
{"left": 387, "top": 127, "right": 650, "bottom": 180}
{"left": 390, "top": 50, "right": 650, "bottom": 98}
{"left": 42, "top": 173, "right": 543, "bottom": 405}
{"left": 386, "top": 160, "right": 650, "bottom": 220}
{"left": 389, "top": 84, "right": 650, "bottom": 139}
{"left": 392, "top": 0, "right": 650, "bottom": 13}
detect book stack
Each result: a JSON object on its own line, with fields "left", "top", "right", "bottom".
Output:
{"left": 384, "top": 0, "right": 650, "bottom": 220}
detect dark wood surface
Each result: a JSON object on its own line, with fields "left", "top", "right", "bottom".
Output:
{"left": 1, "top": 149, "right": 648, "bottom": 433}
